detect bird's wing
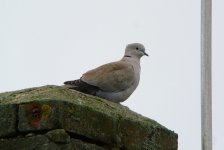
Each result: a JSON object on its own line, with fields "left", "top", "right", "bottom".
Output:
{"left": 81, "top": 60, "right": 135, "bottom": 92}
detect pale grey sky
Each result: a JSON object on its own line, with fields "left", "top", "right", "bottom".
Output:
{"left": 0, "top": 0, "right": 223, "bottom": 150}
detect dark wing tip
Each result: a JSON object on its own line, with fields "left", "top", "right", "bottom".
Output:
{"left": 64, "top": 81, "right": 73, "bottom": 85}
{"left": 64, "top": 80, "right": 80, "bottom": 85}
{"left": 64, "top": 79, "right": 100, "bottom": 96}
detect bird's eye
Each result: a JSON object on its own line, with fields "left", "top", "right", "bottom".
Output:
{"left": 136, "top": 47, "right": 139, "bottom": 50}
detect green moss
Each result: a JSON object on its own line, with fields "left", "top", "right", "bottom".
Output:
{"left": 0, "top": 85, "right": 160, "bottom": 128}
{"left": 0, "top": 85, "right": 178, "bottom": 150}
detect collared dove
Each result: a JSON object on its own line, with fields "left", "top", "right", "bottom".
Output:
{"left": 64, "top": 43, "right": 148, "bottom": 103}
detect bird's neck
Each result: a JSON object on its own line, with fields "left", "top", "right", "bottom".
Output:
{"left": 122, "top": 55, "right": 141, "bottom": 67}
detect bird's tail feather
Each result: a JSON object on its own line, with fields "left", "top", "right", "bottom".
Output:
{"left": 64, "top": 80, "right": 80, "bottom": 86}
{"left": 63, "top": 79, "right": 100, "bottom": 96}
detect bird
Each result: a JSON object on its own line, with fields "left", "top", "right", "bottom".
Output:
{"left": 64, "top": 43, "right": 148, "bottom": 103}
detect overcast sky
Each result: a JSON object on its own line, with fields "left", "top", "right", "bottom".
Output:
{"left": 0, "top": 0, "right": 223, "bottom": 150}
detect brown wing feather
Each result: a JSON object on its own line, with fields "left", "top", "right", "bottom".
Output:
{"left": 81, "top": 60, "right": 135, "bottom": 92}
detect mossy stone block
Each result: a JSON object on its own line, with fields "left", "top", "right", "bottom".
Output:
{"left": 0, "top": 105, "right": 17, "bottom": 137}
{"left": 0, "top": 85, "right": 178, "bottom": 150}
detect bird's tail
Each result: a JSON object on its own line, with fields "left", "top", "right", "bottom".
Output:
{"left": 64, "top": 80, "right": 80, "bottom": 86}
{"left": 63, "top": 79, "right": 99, "bottom": 96}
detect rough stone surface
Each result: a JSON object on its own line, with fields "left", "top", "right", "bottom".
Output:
{"left": 0, "top": 104, "right": 17, "bottom": 137}
{"left": 46, "top": 129, "right": 70, "bottom": 143}
{"left": 0, "top": 85, "right": 178, "bottom": 150}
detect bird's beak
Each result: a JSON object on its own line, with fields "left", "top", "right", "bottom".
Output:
{"left": 144, "top": 52, "right": 149, "bottom": 56}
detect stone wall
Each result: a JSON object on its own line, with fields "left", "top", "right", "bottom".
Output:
{"left": 0, "top": 85, "right": 177, "bottom": 150}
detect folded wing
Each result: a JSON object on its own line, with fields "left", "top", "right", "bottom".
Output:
{"left": 81, "top": 60, "right": 135, "bottom": 92}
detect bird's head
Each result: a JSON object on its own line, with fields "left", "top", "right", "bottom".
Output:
{"left": 125, "top": 43, "right": 148, "bottom": 58}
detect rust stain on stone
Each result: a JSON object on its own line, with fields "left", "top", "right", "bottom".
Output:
{"left": 26, "top": 104, "right": 42, "bottom": 128}
{"left": 25, "top": 103, "right": 52, "bottom": 128}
